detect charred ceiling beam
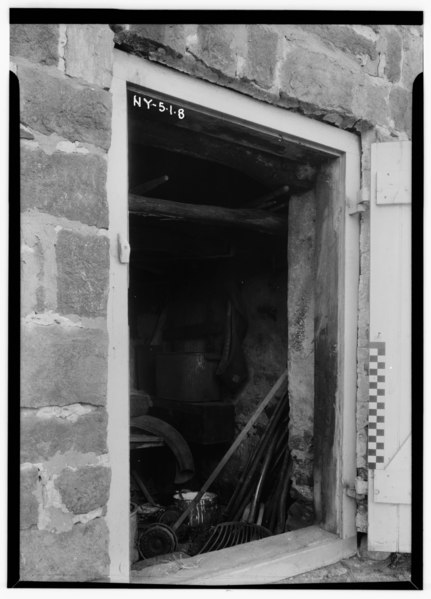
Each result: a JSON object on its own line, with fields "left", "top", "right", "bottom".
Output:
{"left": 129, "top": 193, "right": 288, "bottom": 235}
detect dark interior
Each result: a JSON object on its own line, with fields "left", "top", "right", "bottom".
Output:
{"left": 127, "top": 84, "right": 340, "bottom": 565}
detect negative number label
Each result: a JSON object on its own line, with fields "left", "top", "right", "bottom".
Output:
{"left": 132, "top": 93, "right": 185, "bottom": 120}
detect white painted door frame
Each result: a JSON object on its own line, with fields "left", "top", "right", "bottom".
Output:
{"left": 106, "top": 49, "right": 361, "bottom": 583}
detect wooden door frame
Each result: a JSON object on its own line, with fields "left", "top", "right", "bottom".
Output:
{"left": 106, "top": 49, "right": 361, "bottom": 583}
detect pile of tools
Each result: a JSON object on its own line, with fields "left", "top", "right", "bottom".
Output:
{"left": 135, "top": 370, "right": 293, "bottom": 559}
{"left": 223, "top": 385, "right": 291, "bottom": 534}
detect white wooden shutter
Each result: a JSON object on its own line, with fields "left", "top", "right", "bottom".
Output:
{"left": 367, "top": 141, "right": 412, "bottom": 553}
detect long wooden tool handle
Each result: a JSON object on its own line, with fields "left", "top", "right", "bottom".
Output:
{"left": 172, "top": 369, "right": 288, "bottom": 531}
{"left": 131, "top": 469, "right": 156, "bottom": 506}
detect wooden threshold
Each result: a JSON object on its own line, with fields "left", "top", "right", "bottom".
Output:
{"left": 131, "top": 525, "right": 357, "bottom": 586}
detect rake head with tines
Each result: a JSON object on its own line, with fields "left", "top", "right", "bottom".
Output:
{"left": 197, "top": 521, "right": 271, "bottom": 554}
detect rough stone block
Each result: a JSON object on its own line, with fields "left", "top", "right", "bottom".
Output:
{"left": 389, "top": 85, "right": 412, "bottom": 135}
{"left": 21, "top": 236, "right": 44, "bottom": 316}
{"left": 289, "top": 431, "right": 313, "bottom": 454}
{"left": 18, "top": 63, "right": 112, "bottom": 151}
{"left": 20, "top": 518, "right": 109, "bottom": 581}
{"left": 279, "top": 24, "right": 323, "bottom": 49}
{"left": 357, "top": 347, "right": 370, "bottom": 372}
{"left": 291, "top": 459, "right": 313, "bottom": 487}
{"left": 163, "top": 24, "right": 189, "bottom": 56}
{"left": 401, "top": 27, "right": 423, "bottom": 91}
{"left": 65, "top": 25, "right": 114, "bottom": 89}
{"left": 279, "top": 49, "right": 356, "bottom": 116}
{"left": 112, "top": 24, "right": 187, "bottom": 59}
{"left": 21, "top": 214, "right": 60, "bottom": 316}
{"left": 356, "top": 503, "right": 368, "bottom": 532}
{"left": 21, "top": 146, "right": 108, "bottom": 228}
{"left": 112, "top": 24, "right": 162, "bottom": 55}
{"left": 20, "top": 125, "right": 34, "bottom": 140}
{"left": 21, "top": 408, "right": 108, "bottom": 463}
{"left": 56, "top": 230, "right": 109, "bottom": 317}
{"left": 356, "top": 430, "right": 368, "bottom": 468}
{"left": 352, "top": 79, "right": 390, "bottom": 128}
{"left": 55, "top": 466, "right": 111, "bottom": 514}
{"left": 357, "top": 372, "right": 370, "bottom": 406}
{"left": 356, "top": 400, "right": 369, "bottom": 430}
{"left": 299, "top": 25, "right": 378, "bottom": 64}
{"left": 245, "top": 25, "right": 279, "bottom": 89}
{"left": 20, "top": 467, "right": 40, "bottom": 529}
{"left": 384, "top": 29, "right": 402, "bottom": 84}
{"left": 196, "top": 25, "right": 245, "bottom": 79}
{"left": 21, "top": 324, "right": 108, "bottom": 408}
{"left": 10, "top": 24, "right": 59, "bottom": 66}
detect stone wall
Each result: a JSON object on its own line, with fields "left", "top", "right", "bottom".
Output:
{"left": 112, "top": 24, "right": 421, "bottom": 135}
{"left": 13, "top": 24, "right": 114, "bottom": 581}
{"left": 14, "top": 22, "right": 422, "bottom": 580}
{"left": 112, "top": 21, "right": 422, "bottom": 535}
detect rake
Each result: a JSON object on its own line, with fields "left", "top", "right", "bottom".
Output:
{"left": 197, "top": 521, "right": 272, "bottom": 554}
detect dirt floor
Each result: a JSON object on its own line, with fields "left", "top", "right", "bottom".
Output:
{"left": 279, "top": 552, "right": 412, "bottom": 585}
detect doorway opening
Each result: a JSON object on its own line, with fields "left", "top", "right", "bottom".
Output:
{"left": 126, "top": 80, "right": 348, "bottom": 574}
